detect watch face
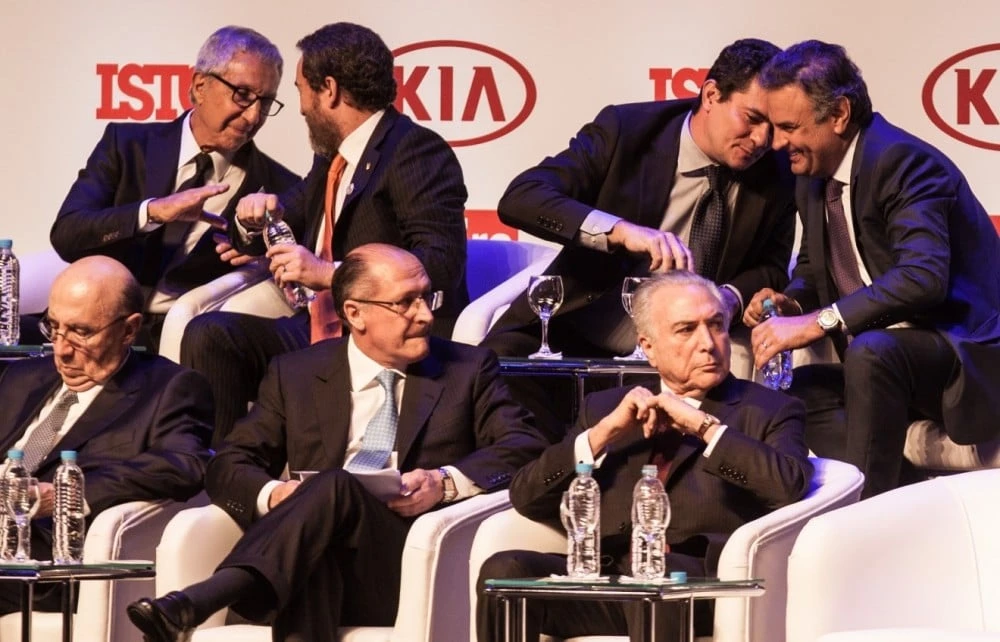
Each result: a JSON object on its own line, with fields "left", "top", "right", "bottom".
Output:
{"left": 818, "top": 309, "right": 838, "bottom": 330}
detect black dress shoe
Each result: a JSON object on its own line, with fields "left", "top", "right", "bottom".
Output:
{"left": 127, "top": 591, "right": 196, "bottom": 642}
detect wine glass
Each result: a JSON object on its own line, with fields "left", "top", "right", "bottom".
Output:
{"left": 527, "top": 275, "right": 564, "bottom": 359}
{"left": 615, "top": 277, "right": 651, "bottom": 361}
{"left": 6, "top": 477, "right": 40, "bottom": 562}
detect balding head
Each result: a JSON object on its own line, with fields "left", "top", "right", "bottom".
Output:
{"left": 46, "top": 257, "right": 143, "bottom": 391}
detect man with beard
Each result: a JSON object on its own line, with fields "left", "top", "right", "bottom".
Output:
{"left": 179, "top": 23, "right": 469, "bottom": 445}
{"left": 50, "top": 26, "right": 299, "bottom": 351}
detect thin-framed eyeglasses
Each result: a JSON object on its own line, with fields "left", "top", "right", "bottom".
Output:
{"left": 39, "top": 314, "right": 129, "bottom": 349}
{"left": 207, "top": 72, "right": 284, "bottom": 116}
{"left": 351, "top": 291, "right": 443, "bottom": 317}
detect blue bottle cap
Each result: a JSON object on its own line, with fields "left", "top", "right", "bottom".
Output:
{"left": 762, "top": 298, "right": 776, "bottom": 312}
{"left": 60, "top": 450, "right": 77, "bottom": 462}
{"left": 0, "top": 239, "right": 11, "bottom": 249}
{"left": 575, "top": 462, "right": 594, "bottom": 475}
{"left": 669, "top": 571, "right": 688, "bottom": 583}
{"left": 7, "top": 449, "right": 22, "bottom": 460}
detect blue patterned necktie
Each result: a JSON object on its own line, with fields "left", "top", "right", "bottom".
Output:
{"left": 22, "top": 390, "right": 78, "bottom": 472}
{"left": 689, "top": 164, "right": 731, "bottom": 279}
{"left": 346, "top": 370, "right": 400, "bottom": 471}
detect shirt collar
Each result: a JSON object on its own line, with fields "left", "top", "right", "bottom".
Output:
{"left": 180, "top": 110, "right": 231, "bottom": 182}
{"left": 347, "top": 334, "right": 406, "bottom": 392}
{"left": 832, "top": 131, "right": 861, "bottom": 187}
{"left": 677, "top": 110, "right": 718, "bottom": 175}
{"left": 337, "top": 109, "right": 386, "bottom": 169}
{"left": 659, "top": 379, "right": 703, "bottom": 409}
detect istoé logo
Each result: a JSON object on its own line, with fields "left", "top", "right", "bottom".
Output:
{"left": 923, "top": 44, "right": 1000, "bottom": 151}
{"left": 96, "top": 64, "right": 193, "bottom": 121}
{"left": 392, "top": 40, "right": 536, "bottom": 147}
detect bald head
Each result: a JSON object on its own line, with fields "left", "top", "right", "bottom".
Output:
{"left": 333, "top": 243, "right": 424, "bottom": 321}
{"left": 50, "top": 256, "right": 143, "bottom": 319}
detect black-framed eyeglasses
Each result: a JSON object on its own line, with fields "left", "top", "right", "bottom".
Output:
{"left": 352, "top": 291, "right": 443, "bottom": 317}
{"left": 208, "top": 73, "right": 284, "bottom": 117}
{"left": 39, "top": 314, "right": 129, "bottom": 349}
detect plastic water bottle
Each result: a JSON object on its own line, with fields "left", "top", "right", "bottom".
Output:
{"left": 0, "top": 239, "right": 20, "bottom": 346}
{"left": 53, "top": 450, "right": 86, "bottom": 564}
{"left": 630, "top": 464, "right": 671, "bottom": 580}
{"left": 760, "top": 298, "right": 793, "bottom": 390}
{"left": 263, "top": 212, "right": 311, "bottom": 309}
{"left": 0, "top": 449, "right": 27, "bottom": 560}
{"left": 563, "top": 462, "right": 601, "bottom": 578}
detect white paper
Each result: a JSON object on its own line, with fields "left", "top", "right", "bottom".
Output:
{"left": 291, "top": 468, "right": 403, "bottom": 502}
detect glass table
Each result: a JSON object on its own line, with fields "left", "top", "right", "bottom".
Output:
{"left": 0, "top": 345, "right": 52, "bottom": 360}
{"left": 484, "top": 575, "right": 765, "bottom": 642}
{"left": 0, "top": 560, "right": 154, "bottom": 642}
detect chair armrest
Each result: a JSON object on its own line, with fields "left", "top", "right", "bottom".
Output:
{"left": 155, "top": 503, "right": 244, "bottom": 629}
{"left": 819, "top": 630, "right": 1000, "bottom": 642}
{"left": 452, "top": 252, "right": 555, "bottom": 345}
{"left": 396, "top": 491, "right": 513, "bottom": 642}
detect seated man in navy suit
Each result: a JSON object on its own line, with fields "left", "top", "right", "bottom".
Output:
{"left": 0, "top": 256, "right": 212, "bottom": 614}
{"left": 477, "top": 271, "right": 812, "bottom": 642}
{"left": 129, "top": 243, "right": 546, "bottom": 642}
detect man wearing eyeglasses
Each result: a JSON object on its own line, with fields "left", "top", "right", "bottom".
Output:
{"left": 50, "top": 25, "right": 299, "bottom": 352}
{"left": 129, "top": 243, "right": 545, "bottom": 642}
{"left": 0, "top": 256, "right": 212, "bottom": 616}
{"left": 178, "top": 22, "right": 468, "bottom": 446}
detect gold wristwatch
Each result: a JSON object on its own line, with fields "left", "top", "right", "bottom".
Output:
{"left": 438, "top": 467, "right": 458, "bottom": 503}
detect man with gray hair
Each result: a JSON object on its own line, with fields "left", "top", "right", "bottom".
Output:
{"left": 51, "top": 25, "right": 299, "bottom": 352}
{"left": 477, "top": 271, "right": 811, "bottom": 642}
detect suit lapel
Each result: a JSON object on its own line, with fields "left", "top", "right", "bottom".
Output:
{"left": 0, "top": 369, "right": 62, "bottom": 456}
{"left": 335, "top": 109, "right": 397, "bottom": 237}
{"left": 719, "top": 169, "right": 767, "bottom": 281}
{"left": 637, "top": 110, "right": 685, "bottom": 230}
{"left": 395, "top": 352, "right": 444, "bottom": 467}
{"left": 144, "top": 116, "right": 184, "bottom": 197}
{"left": 313, "top": 341, "right": 352, "bottom": 468}
{"left": 804, "top": 177, "right": 835, "bottom": 306}
{"left": 664, "top": 376, "right": 742, "bottom": 486}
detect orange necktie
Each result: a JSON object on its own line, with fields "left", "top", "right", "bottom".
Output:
{"left": 309, "top": 154, "right": 347, "bottom": 344}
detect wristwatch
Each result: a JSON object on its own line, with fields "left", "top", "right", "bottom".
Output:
{"left": 694, "top": 413, "right": 720, "bottom": 439}
{"left": 438, "top": 467, "right": 458, "bottom": 503}
{"left": 817, "top": 307, "right": 841, "bottom": 333}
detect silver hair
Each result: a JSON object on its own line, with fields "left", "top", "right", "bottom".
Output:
{"left": 191, "top": 26, "right": 283, "bottom": 101}
{"left": 630, "top": 271, "right": 730, "bottom": 339}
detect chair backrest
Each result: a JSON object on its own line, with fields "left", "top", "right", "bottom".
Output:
{"left": 17, "top": 248, "right": 68, "bottom": 314}
{"left": 465, "top": 238, "right": 555, "bottom": 300}
{"left": 786, "top": 469, "right": 1000, "bottom": 642}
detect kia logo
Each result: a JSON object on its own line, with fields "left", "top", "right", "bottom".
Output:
{"left": 392, "top": 40, "right": 537, "bottom": 147}
{"left": 923, "top": 44, "right": 1000, "bottom": 151}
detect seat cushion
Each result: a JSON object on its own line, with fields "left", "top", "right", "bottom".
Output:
{"left": 903, "top": 420, "right": 1000, "bottom": 471}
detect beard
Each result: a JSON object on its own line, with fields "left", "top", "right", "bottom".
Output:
{"left": 304, "top": 109, "right": 343, "bottom": 159}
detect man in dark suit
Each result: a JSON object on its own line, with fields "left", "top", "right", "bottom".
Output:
{"left": 128, "top": 243, "right": 545, "bottom": 642}
{"left": 180, "top": 22, "right": 469, "bottom": 445}
{"left": 746, "top": 40, "right": 1000, "bottom": 497}
{"left": 0, "top": 256, "right": 212, "bottom": 614}
{"left": 481, "top": 38, "right": 794, "bottom": 440}
{"left": 51, "top": 26, "right": 299, "bottom": 351}
{"left": 477, "top": 271, "right": 812, "bottom": 642}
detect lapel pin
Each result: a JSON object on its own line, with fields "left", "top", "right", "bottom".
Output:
{"left": 347, "top": 183, "right": 355, "bottom": 195}
{"left": 365, "top": 162, "right": 372, "bottom": 171}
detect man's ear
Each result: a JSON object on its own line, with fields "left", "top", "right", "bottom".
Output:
{"left": 190, "top": 72, "right": 209, "bottom": 106}
{"left": 639, "top": 334, "right": 656, "bottom": 368}
{"left": 831, "top": 95, "right": 852, "bottom": 135}
{"left": 700, "top": 79, "right": 721, "bottom": 111}
{"left": 343, "top": 301, "right": 364, "bottom": 333}
{"left": 122, "top": 312, "right": 143, "bottom": 346}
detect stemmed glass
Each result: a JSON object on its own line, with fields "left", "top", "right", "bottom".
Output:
{"left": 615, "top": 277, "right": 651, "bottom": 361}
{"left": 527, "top": 275, "right": 564, "bottom": 360}
{"left": 6, "top": 477, "right": 40, "bottom": 562}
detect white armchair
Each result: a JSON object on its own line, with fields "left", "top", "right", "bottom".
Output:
{"left": 785, "top": 468, "right": 1000, "bottom": 642}
{"left": 452, "top": 239, "right": 557, "bottom": 346}
{"left": 16, "top": 248, "right": 67, "bottom": 315}
{"left": 468, "top": 457, "right": 865, "bottom": 642}
{"left": 155, "top": 491, "right": 514, "bottom": 642}
{"left": 157, "top": 265, "right": 293, "bottom": 364}
{"left": 0, "top": 494, "right": 208, "bottom": 642}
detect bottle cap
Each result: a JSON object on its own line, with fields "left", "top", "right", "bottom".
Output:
{"left": 762, "top": 298, "right": 776, "bottom": 312}
{"left": 60, "top": 450, "right": 77, "bottom": 462}
{"left": 641, "top": 464, "right": 658, "bottom": 477}
{"left": 669, "top": 571, "right": 688, "bottom": 583}
{"left": 575, "top": 462, "right": 594, "bottom": 475}
{"left": 0, "top": 239, "right": 11, "bottom": 249}
{"left": 7, "top": 449, "right": 22, "bottom": 460}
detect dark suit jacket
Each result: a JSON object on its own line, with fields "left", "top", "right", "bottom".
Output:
{"left": 52, "top": 114, "right": 300, "bottom": 291}
{"left": 510, "top": 376, "right": 812, "bottom": 570}
{"left": 0, "top": 352, "right": 212, "bottom": 517}
{"left": 234, "top": 107, "right": 470, "bottom": 336}
{"left": 207, "top": 336, "right": 547, "bottom": 530}
{"left": 785, "top": 114, "right": 1000, "bottom": 444}
{"left": 489, "top": 100, "right": 796, "bottom": 351}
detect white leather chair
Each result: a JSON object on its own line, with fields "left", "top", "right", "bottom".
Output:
{"left": 157, "top": 264, "right": 294, "bottom": 364}
{"left": 468, "top": 457, "right": 865, "bottom": 642}
{"left": 452, "top": 239, "right": 557, "bottom": 346}
{"left": 0, "top": 494, "right": 208, "bottom": 642}
{"left": 16, "top": 248, "right": 67, "bottom": 316}
{"left": 155, "top": 490, "right": 514, "bottom": 641}
{"left": 785, "top": 469, "right": 1000, "bottom": 642}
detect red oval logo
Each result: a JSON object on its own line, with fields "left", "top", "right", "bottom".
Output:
{"left": 923, "top": 44, "right": 1000, "bottom": 151}
{"left": 392, "top": 40, "right": 537, "bottom": 147}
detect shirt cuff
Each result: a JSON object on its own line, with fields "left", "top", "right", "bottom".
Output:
{"left": 702, "top": 424, "right": 728, "bottom": 457}
{"left": 234, "top": 215, "right": 262, "bottom": 243}
{"left": 255, "top": 480, "right": 284, "bottom": 518}
{"left": 443, "top": 464, "right": 482, "bottom": 500}
{"left": 830, "top": 303, "right": 848, "bottom": 333}
{"left": 575, "top": 430, "right": 607, "bottom": 468}
{"left": 719, "top": 284, "right": 744, "bottom": 321}
{"left": 138, "top": 198, "right": 161, "bottom": 232}
{"left": 577, "top": 210, "right": 621, "bottom": 253}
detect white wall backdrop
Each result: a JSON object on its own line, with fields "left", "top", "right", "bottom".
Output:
{"left": 2, "top": 0, "right": 998, "bottom": 254}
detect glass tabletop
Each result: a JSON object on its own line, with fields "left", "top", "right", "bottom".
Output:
{"left": 0, "top": 345, "right": 52, "bottom": 359}
{"left": 0, "top": 560, "right": 154, "bottom": 581}
{"left": 498, "top": 356, "right": 657, "bottom": 376}
{"left": 484, "top": 576, "right": 764, "bottom": 599}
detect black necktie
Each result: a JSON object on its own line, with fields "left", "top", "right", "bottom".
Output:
{"left": 690, "top": 165, "right": 730, "bottom": 279}
{"left": 824, "top": 179, "right": 866, "bottom": 298}
{"left": 139, "top": 153, "right": 214, "bottom": 287}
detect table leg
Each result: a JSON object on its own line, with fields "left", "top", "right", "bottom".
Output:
{"left": 643, "top": 597, "right": 655, "bottom": 642}
{"left": 20, "top": 582, "right": 33, "bottom": 642}
{"left": 687, "top": 598, "right": 695, "bottom": 642}
{"left": 574, "top": 374, "right": 585, "bottom": 420}
{"left": 516, "top": 597, "right": 527, "bottom": 642}
{"left": 61, "top": 580, "right": 75, "bottom": 642}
